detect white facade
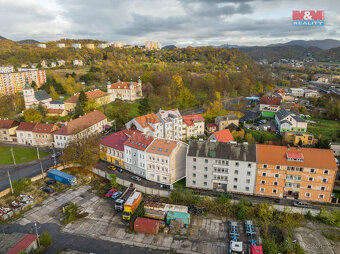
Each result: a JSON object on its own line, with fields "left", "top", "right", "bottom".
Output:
{"left": 17, "top": 129, "right": 35, "bottom": 145}
{"left": 72, "top": 44, "right": 82, "bottom": 49}
{"left": 156, "top": 109, "right": 183, "bottom": 140}
{"left": 56, "top": 43, "right": 65, "bottom": 48}
{"left": 98, "top": 43, "right": 109, "bottom": 49}
{"left": 37, "top": 44, "right": 46, "bottom": 48}
{"left": 0, "top": 66, "right": 14, "bottom": 73}
{"left": 124, "top": 146, "right": 148, "bottom": 177}
{"left": 126, "top": 116, "right": 163, "bottom": 138}
{"left": 290, "top": 88, "right": 304, "bottom": 97}
{"left": 304, "top": 89, "right": 320, "bottom": 98}
{"left": 107, "top": 79, "right": 143, "bottom": 101}
{"left": 73, "top": 60, "right": 83, "bottom": 66}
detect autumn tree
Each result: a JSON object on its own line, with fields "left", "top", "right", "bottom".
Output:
{"left": 138, "top": 98, "right": 151, "bottom": 115}
{"left": 23, "top": 109, "right": 43, "bottom": 123}
{"left": 178, "top": 87, "right": 197, "bottom": 109}
{"left": 49, "top": 86, "right": 59, "bottom": 100}
{"left": 74, "top": 100, "right": 84, "bottom": 118}
{"left": 60, "top": 132, "right": 101, "bottom": 169}
{"left": 203, "top": 92, "right": 228, "bottom": 122}
{"left": 245, "top": 133, "right": 256, "bottom": 144}
{"left": 37, "top": 103, "right": 46, "bottom": 117}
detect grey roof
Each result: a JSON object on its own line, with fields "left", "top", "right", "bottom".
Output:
{"left": 0, "top": 233, "right": 28, "bottom": 253}
{"left": 291, "top": 114, "right": 307, "bottom": 123}
{"left": 280, "top": 120, "right": 292, "bottom": 126}
{"left": 187, "top": 140, "right": 256, "bottom": 162}
{"left": 34, "top": 90, "right": 51, "bottom": 101}
{"left": 240, "top": 110, "right": 258, "bottom": 122}
{"left": 215, "top": 115, "right": 238, "bottom": 123}
{"left": 50, "top": 100, "right": 64, "bottom": 104}
{"left": 276, "top": 108, "right": 290, "bottom": 121}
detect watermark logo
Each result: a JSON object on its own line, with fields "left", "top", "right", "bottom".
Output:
{"left": 292, "top": 10, "right": 324, "bottom": 26}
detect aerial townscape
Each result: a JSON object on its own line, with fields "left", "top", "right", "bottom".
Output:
{"left": 0, "top": 1, "right": 340, "bottom": 254}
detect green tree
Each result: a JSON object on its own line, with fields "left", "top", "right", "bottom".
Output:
{"left": 74, "top": 100, "right": 84, "bottom": 118}
{"left": 138, "top": 98, "right": 151, "bottom": 115}
{"left": 298, "top": 139, "right": 303, "bottom": 147}
{"left": 110, "top": 174, "right": 119, "bottom": 189}
{"left": 178, "top": 87, "right": 196, "bottom": 109}
{"left": 23, "top": 109, "right": 43, "bottom": 123}
{"left": 39, "top": 232, "right": 52, "bottom": 247}
{"left": 31, "top": 81, "right": 37, "bottom": 90}
{"left": 203, "top": 92, "right": 228, "bottom": 122}
{"left": 78, "top": 90, "right": 88, "bottom": 108}
{"left": 262, "top": 236, "right": 279, "bottom": 254}
{"left": 37, "top": 103, "right": 46, "bottom": 117}
{"left": 259, "top": 135, "right": 265, "bottom": 144}
{"left": 49, "top": 86, "right": 59, "bottom": 100}
{"left": 245, "top": 133, "right": 256, "bottom": 144}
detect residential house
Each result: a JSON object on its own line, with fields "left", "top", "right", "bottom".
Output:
{"left": 107, "top": 78, "right": 143, "bottom": 101}
{"left": 23, "top": 79, "right": 51, "bottom": 109}
{"left": 0, "top": 119, "right": 19, "bottom": 142}
{"left": 53, "top": 110, "right": 107, "bottom": 148}
{"left": 273, "top": 89, "right": 285, "bottom": 100}
{"left": 259, "top": 95, "right": 282, "bottom": 117}
{"left": 330, "top": 143, "right": 340, "bottom": 156}
{"left": 275, "top": 108, "right": 307, "bottom": 133}
{"left": 32, "top": 123, "right": 58, "bottom": 147}
{"left": 156, "top": 109, "right": 183, "bottom": 140}
{"left": 56, "top": 43, "right": 65, "bottom": 48}
{"left": 64, "top": 89, "right": 111, "bottom": 111}
{"left": 3, "top": 233, "right": 39, "bottom": 254}
{"left": 85, "top": 44, "right": 94, "bottom": 49}
{"left": 46, "top": 100, "right": 67, "bottom": 117}
{"left": 72, "top": 44, "right": 82, "bottom": 49}
{"left": 100, "top": 130, "right": 139, "bottom": 168}
{"left": 284, "top": 132, "right": 315, "bottom": 146}
{"left": 255, "top": 144, "right": 338, "bottom": 203}
{"left": 290, "top": 88, "right": 304, "bottom": 97}
{"left": 124, "top": 133, "right": 154, "bottom": 177}
{"left": 215, "top": 115, "right": 239, "bottom": 130}
{"left": 146, "top": 139, "right": 188, "bottom": 185}
{"left": 186, "top": 140, "right": 257, "bottom": 194}
{"left": 208, "top": 129, "right": 234, "bottom": 143}
{"left": 73, "top": 60, "right": 83, "bottom": 66}
{"left": 182, "top": 114, "right": 205, "bottom": 139}
{"left": 37, "top": 44, "right": 46, "bottom": 48}
{"left": 126, "top": 113, "right": 163, "bottom": 138}
{"left": 16, "top": 122, "right": 37, "bottom": 145}
{"left": 206, "top": 123, "right": 217, "bottom": 132}
{"left": 304, "top": 89, "right": 320, "bottom": 98}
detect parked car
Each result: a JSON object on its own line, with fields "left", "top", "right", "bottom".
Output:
{"left": 274, "top": 199, "right": 280, "bottom": 204}
{"left": 293, "top": 201, "right": 310, "bottom": 208}
{"left": 0, "top": 207, "right": 11, "bottom": 214}
{"left": 131, "top": 176, "right": 141, "bottom": 182}
{"left": 45, "top": 179, "right": 56, "bottom": 185}
{"left": 116, "top": 168, "right": 123, "bottom": 173}
{"left": 41, "top": 186, "right": 54, "bottom": 193}
{"left": 106, "top": 188, "right": 117, "bottom": 198}
{"left": 11, "top": 201, "right": 22, "bottom": 208}
{"left": 111, "top": 191, "right": 123, "bottom": 199}
{"left": 160, "top": 184, "right": 172, "bottom": 189}
{"left": 107, "top": 165, "right": 116, "bottom": 171}
{"left": 51, "top": 152, "right": 61, "bottom": 159}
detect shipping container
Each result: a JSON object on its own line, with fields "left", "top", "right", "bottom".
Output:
{"left": 144, "top": 201, "right": 188, "bottom": 213}
{"left": 145, "top": 208, "right": 166, "bottom": 220}
{"left": 122, "top": 192, "right": 142, "bottom": 220}
{"left": 46, "top": 169, "right": 77, "bottom": 186}
{"left": 115, "top": 184, "right": 136, "bottom": 212}
{"left": 134, "top": 217, "right": 159, "bottom": 235}
{"left": 166, "top": 211, "right": 190, "bottom": 226}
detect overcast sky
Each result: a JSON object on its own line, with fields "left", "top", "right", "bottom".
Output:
{"left": 0, "top": 0, "right": 339, "bottom": 46}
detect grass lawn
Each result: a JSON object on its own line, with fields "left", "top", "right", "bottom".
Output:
{"left": 308, "top": 119, "right": 340, "bottom": 142}
{"left": 245, "top": 129, "right": 282, "bottom": 142}
{"left": 173, "top": 178, "right": 186, "bottom": 188}
{"left": 0, "top": 146, "right": 51, "bottom": 165}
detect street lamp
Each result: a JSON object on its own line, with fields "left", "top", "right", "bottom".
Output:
{"left": 7, "top": 170, "right": 13, "bottom": 194}
{"left": 34, "top": 222, "right": 41, "bottom": 247}
{"left": 51, "top": 143, "right": 56, "bottom": 166}
{"left": 36, "top": 147, "right": 44, "bottom": 177}
{"left": 10, "top": 148, "right": 16, "bottom": 165}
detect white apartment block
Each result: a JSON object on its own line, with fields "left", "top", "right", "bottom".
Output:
{"left": 56, "top": 43, "right": 65, "bottom": 48}
{"left": 37, "top": 44, "right": 46, "bottom": 48}
{"left": 16, "top": 122, "right": 37, "bottom": 145}
{"left": 290, "top": 88, "right": 304, "bottom": 97}
{"left": 0, "top": 66, "right": 14, "bottom": 73}
{"left": 72, "top": 44, "right": 82, "bottom": 49}
{"left": 156, "top": 109, "right": 183, "bottom": 140}
{"left": 186, "top": 140, "right": 257, "bottom": 195}
{"left": 126, "top": 113, "right": 163, "bottom": 138}
{"left": 182, "top": 114, "right": 205, "bottom": 138}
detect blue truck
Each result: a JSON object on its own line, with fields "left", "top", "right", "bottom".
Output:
{"left": 46, "top": 169, "right": 77, "bottom": 186}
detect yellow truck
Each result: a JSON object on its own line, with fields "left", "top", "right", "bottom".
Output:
{"left": 122, "top": 192, "right": 142, "bottom": 220}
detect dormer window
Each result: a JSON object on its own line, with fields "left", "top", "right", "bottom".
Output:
{"left": 286, "top": 152, "right": 304, "bottom": 162}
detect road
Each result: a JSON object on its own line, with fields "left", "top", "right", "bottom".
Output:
{"left": 0, "top": 157, "right": 61, "bottom": 191}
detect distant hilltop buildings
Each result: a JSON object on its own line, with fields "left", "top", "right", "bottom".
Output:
{"left": 145, "top": 41, "right": 162, "bottom": 50}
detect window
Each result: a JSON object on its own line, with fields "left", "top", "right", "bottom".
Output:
{"left": 305, "top": 193, "right": 311, "bottom": 198}
{"left": 248, "top": 163, "right": 252, "bottom": 168}
{"left": 261, "top": 180, "right": 266, "bottom": 185}
{"left": 273, "top": 182, "right": 278, "bottom": 186}
{"left": 245, "top": 187, "right": 249, "bottom": 191}
{"left": 319, "top": 194, "right": 324, "bottom": 199}
{"left": 233, "top": 185, "right": 237, "bottom": 189}
{"left": 193, "top": 173, "right": 196, "bottom": 177}
{"left": 204, "top": 182, "right": 207, "bottom": 186}
{"left": 307, "top": 185, "right": 312, "bottom": 189}
{"left": 310, "top": 169, "right": 315, "bottom": 173}
{"left": 275, "top": 174, "right": 279, "bottom": 178}
{"left": 247, "top": 171, "right": 251, "bottom": 176}
{"left": 308, "top": 177, "right": 314, "bottom": 182}
{"left": 276, "top": 165, "right": 280, "bottom": 170}
{"left": 246, "top": 179, "right": 250, "bottom": 184}
{"left": 192, "top": 180, "right": 196, "bottom": 185}
{"left": 193, "top": 158, "right": 196, "bottom": 162}
{"left": 204, "top": 174, "right": 207, "bottom": 179}
{"left": 321, "top": 186, "right": 326, "bottom": 191}
{"left": 262, "top": 172, "right": 267, "bottom": 177}
{"left": 205, "top": 159, "right": 208, "bottom": 163}
{"left": 263, "top": 164, "right": 268, "bottom": 169}
{"left": 272, "top": 189, "right": 277, "bottom": 194}
{"left": 235, "top": 162, "right": 239, "bottom": 167}
{"left": 193, "top": 166, "right": 196, "bottom": 170}
{"left": 324, "top": 170, "right": 329, "bottom": 175}
{"left": 235, "top": 170, "right": 239, "bottom": 175}
{"left": 322, "top": 178, "right": 328, "bottom": 183}
{"left": 234, "top": 178, "right": 238, "bottom": 182}
{"left": 204, "top": 167, "right": 208, "bottom": 171}
{"left": 260, "top": 188, "right": 265, "bottom": 193}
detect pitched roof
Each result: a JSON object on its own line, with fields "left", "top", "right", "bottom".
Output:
{"left": 101, "top": 130, "right": 130, "bottom": 151}
{"left": 182, "top": 114, "right": 204, "bottom": 126}
{"left": 212, "top": 129, "right": 234, "bottom": 143}
{"left": 50, "top": 100, "right": 64, "bottom": 104}
{"left": 188, "top": 140, "right": 257, "bottom": 162}
{"left": 65, "top": 90, "right": 109, "bottom": 103}
{"left": 260, "top": 95, "right": 281, "bottom": 105}
{"left": 215, "top": 115, "right": 238, "bottom": 123}
{"left": 33, "top": 123, "right": 56, "bottom": 133}
{"left": 146, "top": 138, "right": 178, "bottom": 156}
{"left": 256, "top": 144, "right": 338, "bottom": 169}
{"left": 7, "top": 234, "right": 38, "bottom": 254}
{"left": 47, "top": 109, "right": 65, "bottom": 115}
{"left": 157, "top": 109, "right": 182, "bottom": 122}
{"left": 34, "top": 90, "right": 51, "bottom": 101}
{"left": 16, "top": 122, "right": 37, "bottom": 132}
{"left": 124, "top": 133, "right": 154, "bottom": 151}
{"left": 276, "top": 108, "right": 290, "bottom": 121}
{"left": 134, "top": 113, "right": 161, "bottom": 132}
{"left": 207, "top": 123, "right": 217, "bottom": 128}
{"left": 291, "top": 114, "right": 307, "bottom": 123}
{"left": 109, "top": 81, "right": 140, "bottom": 90}
{"left": 0, "top": 119, "right": 19, "bottom": 129}
{"left": 53, "top": 110, "right": 107, "bottom": 135}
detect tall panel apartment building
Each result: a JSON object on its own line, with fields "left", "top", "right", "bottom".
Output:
{"left": 0, "top": 69, "right": 46, "bottom": 96}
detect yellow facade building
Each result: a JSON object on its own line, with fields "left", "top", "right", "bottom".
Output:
{"left": 284, "top": 132, "right": 315, "bottom": 146}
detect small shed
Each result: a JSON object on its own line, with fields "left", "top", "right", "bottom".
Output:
{"left": 166, "top": 211, "right": 190, "bottom": 226}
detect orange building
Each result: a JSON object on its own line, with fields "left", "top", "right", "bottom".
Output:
{"left": 255, "top": 144, "right": 338, "bottom": 203}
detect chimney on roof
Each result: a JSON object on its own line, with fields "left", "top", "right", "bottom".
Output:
{"left": 297, "top": 146, "right": 300, "bottom": 151}
{"left": 287, "top": 144, "right": 290, "bottom": 150}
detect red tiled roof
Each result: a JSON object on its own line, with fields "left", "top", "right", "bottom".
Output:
{"left": 134, "top": 113, "right": 161, "bottom": 132}
{"left": 207, "top": 123, "right": 217, "bottom": 128}
{"left": 101, "top": 131, "right": 130, "bottom": 151}
{"left": 0, "top": 119, "right": 19, "bottom": 129}
{"left": 47, "top": 109, "right": 65, "bottom": 114}
{"left": 110, "top": 81, "right": 140, "bottom": 90}
{"left": 54, "top": 110, "right": 107, "bottom": 135}
{"left": 260, "top": 95, "right": 281, "bottom": 105}
{"left": 212, "top": 129, "right": 234, "bottom": 143}
{"left": 16, "top": 122, "right": 37, "bottom": 132}
{"left": 33, "top": 123, "right": 56, "bottom": 134}
{"left": 7, "top": 234, "right": 38, "bottom": 254}
{"left": 124, "top": 133, "right": 154, "bottom": 151}
{"left": 146, "top": 138, "right": 177, "bottom": 156}
{"left": 286, "top": 152, "right": 304, "bottom": 160}
{"left": 182, "top": 114, "right": 205, "bottom": 126}
{"left": 257, "top": 144, "right": 338, "bottom": 169}
{"left": 65, "top": 90, "right": 109, "bottom": 103}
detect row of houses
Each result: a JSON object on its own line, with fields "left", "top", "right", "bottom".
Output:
{"left": 101, "top": 130, "right": 338, "bottom": 203}
{"left": 0, "top": 110, "right": 108, "bottom": 148}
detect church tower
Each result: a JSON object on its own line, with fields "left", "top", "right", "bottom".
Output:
{"left": 23, "top": 77, "right": 35, "bottom": 109}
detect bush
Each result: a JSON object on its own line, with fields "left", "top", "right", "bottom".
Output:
{"left": 39, "top": 232, "right": 52, "bottom": 247}
{"left": 110, "top": 174, "right": 119, "bottom": 189}
{"left": 12, "top": 178, "right": 31, "bottom": 194}
{"left": 279, "top": 238, "right": 305, "bottom": 254}
{"left": 317, "top": 209, "right": 340, "bottom": 227}
{"left": 263, "top": 236, "right": 279, "bottom": 254}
